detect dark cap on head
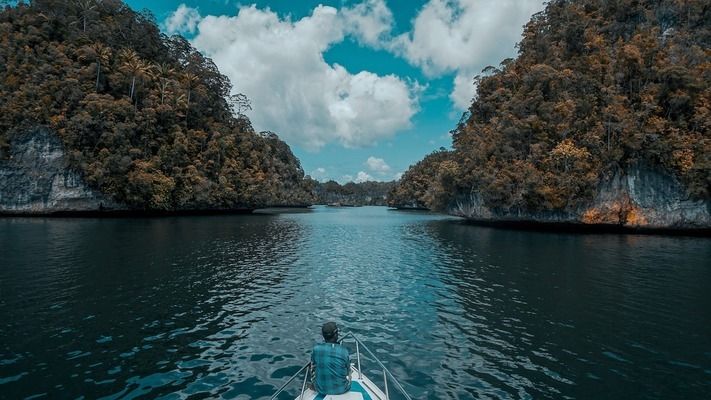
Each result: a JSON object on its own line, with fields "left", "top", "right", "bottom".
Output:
{"left": 322, "top": 321, "right": 338, "bottom": 340}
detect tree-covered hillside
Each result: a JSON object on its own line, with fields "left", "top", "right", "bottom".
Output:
{"left": 315, "top": 180, "right": 395, "bottom": 206}
{"left": 0, "top": 0, "right": 314, "bottom": 210}
{"left": 387, "top": 148, "right": 454, "bottom": 209}
{"left": 394, "top": 0, "right": 709, "bottom": 214}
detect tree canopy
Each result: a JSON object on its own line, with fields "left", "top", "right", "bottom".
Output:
{"left": 393, "top": 0, "right": 710, "bottom": 212}
{"left": 0, "top": 0, "right": 314, "bottom": 210}
{"left": 388, "top": 148, "right": 454, "bottom": 209}
{"left": 315, "top": 179, "right": 395, "bottom": 206}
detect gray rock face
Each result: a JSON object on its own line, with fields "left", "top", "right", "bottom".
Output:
{"left": 0, "top": 128, "right": 123, "bottom": 214}
{"left": 449, "top": 166, "right": 710, "bottom": 230}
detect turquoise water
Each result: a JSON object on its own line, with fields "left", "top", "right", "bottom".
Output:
{"left": 1, "top": 206, "right": 709, "bottom": 399}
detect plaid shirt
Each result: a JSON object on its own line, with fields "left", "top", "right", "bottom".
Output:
{"left": 311, "top": 342, "right": 350, "bottom": 395}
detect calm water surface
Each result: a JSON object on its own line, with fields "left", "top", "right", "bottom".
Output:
{"left": 1, "top": 206, "right": 710, "bottom": 399}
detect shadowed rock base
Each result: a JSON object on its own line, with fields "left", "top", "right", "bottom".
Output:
{"left": 0, "top": 128, "right": 309, "bottom": 217}
{"left": 459, "top": 218, "right": 710, "bottom": 236}
{"left": 0, "top": 128, "right": 125, "bottom": 214}
{"left": 449, "top": 166, "right": 710, "bottom": 233}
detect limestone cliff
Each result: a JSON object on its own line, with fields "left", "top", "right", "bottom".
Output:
{"left": 449, "top": 166, "right": 710, "bottom": 231}
{"left": 0, "top": 128, "right": 124, "bottom": 214}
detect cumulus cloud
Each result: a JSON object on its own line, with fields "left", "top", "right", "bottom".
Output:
{"left": 365, "top": 156, "right": 391, "bottom": 174}
{"left": 164, "top": 4, "right": 201, "bottom": 35}
{"left": 165, "top": 0, "right": 545, "bottom": 146}
{"left": 310, "top": 167, "right": 328, "bottom": 181}
{"left": 341, "top": 0, "right": 394, "bottom": 47}
{"left": 185, "top": 4, "right": 419, "bottom": 151}
{"left": 450, "top": 73, "right": 479, "bottom": 110}
{"left": 391, "top": 0, "right": 545, "bottom": 109}
{"left": 354, "top": 171, "right": 374, "bottom": 183}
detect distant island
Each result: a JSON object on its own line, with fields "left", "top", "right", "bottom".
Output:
{"left": 0, "top": 0, "right": 314, "bottom": 215}
{"left": 390, "top": 0, "right": 710, "bottom": 231}
{"left": 313, "top": 180, "right": 395, "bottom": 207}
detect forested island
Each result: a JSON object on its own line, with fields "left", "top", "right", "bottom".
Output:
{"left": 390, "top": 0, "right": 710, "bottom": 230}
{"left": 313, "top": 180, "right": 395, "bottom": 206}
{"left": 0, "top": 0, "right": 314, "bottom": 214}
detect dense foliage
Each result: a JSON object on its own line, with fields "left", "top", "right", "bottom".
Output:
{"left": 387, "top": 149, "right": 454, "bottom": 209}
{"left": 0, "top": 0, "right": 314, "bottom": 210}
{"left": 395, "top": 0, "right": 710, "bottom": 212}
{"left": 315, "top": 180, "right": 395, "bottom": 206}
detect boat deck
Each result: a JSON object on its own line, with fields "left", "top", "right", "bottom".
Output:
{"left": 296, "top": 366, "right": 388, "bottom": 400}
{"left": 272, "top": 332, "right": 411, "bottom": 400}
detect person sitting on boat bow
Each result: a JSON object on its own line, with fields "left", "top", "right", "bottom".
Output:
{"left": 310, "top": 321, "right": 351, "bottom": 395}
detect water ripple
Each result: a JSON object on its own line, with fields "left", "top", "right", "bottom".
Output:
{"left": 1, "top": 208, "right": 710, "bottom": 399}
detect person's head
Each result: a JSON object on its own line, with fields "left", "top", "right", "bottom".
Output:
{"left": 321, "top": 321, "right": 339, "bottom": 343}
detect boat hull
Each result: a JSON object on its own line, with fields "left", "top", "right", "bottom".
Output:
{"left": 295, "top": 366, "right": 387, "bottom": 400}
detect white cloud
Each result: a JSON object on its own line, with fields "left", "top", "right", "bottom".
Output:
{"left": 394, "top": 172, "right": 404, "bottom": 180}
{"left": 365, "top": 156, "right": 391, "bottom": 174}
{"left": 354, "top": 171, "right": 374, "bottom": 183}
{"left": 391, "top": 0, "right": 545, "bottom": 109}
{"left": 450, "top": 73, "right": 478, "bottom": 110}
{"left": 187, "top": 4, "right": 419, "bottom": 151}
{"left": 341, "top": 174, "right": 354, "bottom": 183}
{"left": 167, "top": 0, "right": 545, "bottom": 143}
{"left": 310, "top": 167, "right": 328, "bottom": 182}
{"left": 164, "top": 4, "right": 201, "bottom": 35}
{"left": 341, "top": 0, "right": 394, "bottom": 47}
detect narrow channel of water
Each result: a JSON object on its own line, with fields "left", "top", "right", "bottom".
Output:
{"left": 1, "top": 206, "right": 709, "bottom": 399}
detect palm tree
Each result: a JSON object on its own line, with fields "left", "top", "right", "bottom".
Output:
{"left": 180, "top": 71, "right": 200, "bottom": 125}
{"left": 74, "top": 0, "right": 99, "bottom": 33}
{"left": 181, "top": 72, "right": 199, "bottom": 107}
{"left": 151, "top": 63, "right": 175, "bottom": 105}
{"left": 119, "top": 49, "right": 150, "bottom": 101}
{"left": 173, "top": 93, "right": 187, "bottom": 115}
{"left": 90, "top": 43, "right": 111, "bottom": 91}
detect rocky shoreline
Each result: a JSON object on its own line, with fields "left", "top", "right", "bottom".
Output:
{"left": 458, "top": 218, "right": 710, "bottom": 236}
{"left": 0, "top": 128, "right": 308, "bottom": 217}
{"left": 0, "top": 128, "right": 124, "bottom": 215}
{"left": 3, "top": 129, "right": 708, "bottom": 233}
{"left": 445, "top": 166, "right": 709, "bottom": 233}
{"left": 0, "top": 208, "right": 258, "bottom": 217}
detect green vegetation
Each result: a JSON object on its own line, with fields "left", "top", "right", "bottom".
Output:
{"left": 315, "top": 180, "right": 395, "bottom": 206}
{"left": 0, "top": 0, "right": 314, "bottom": 210}
{"left": 393, "top": 0, "right": 710, "bottom": 212}
{"left": 387, "top": 148, "right": 453, "bottom": 209}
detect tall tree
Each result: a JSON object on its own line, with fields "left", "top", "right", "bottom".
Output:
{"left": 180, "top": 71, "right": 200, "bottom": 125}
{"left": 119, "top": 48, "right": 150, "bottom": 101}
{"left": 229, "top": 93, "right": 252, "bottom": 119}
{"left": 151, "top": 63, "right": 175, "bottom": 105}
{"left": 87, "top": 42, "right": 111, "bottom": 91}
{"left": 73, "top": 0, "right": 99, "bottom": 33}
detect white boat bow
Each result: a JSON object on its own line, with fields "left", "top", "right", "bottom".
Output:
{"left": 295, "top": 365, "right": 388, "bottom": 400}
{"left": 270, "top": 332, "right": 412, "bottom": 400}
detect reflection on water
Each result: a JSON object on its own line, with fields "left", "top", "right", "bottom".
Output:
{"left": 425, "top": 222, "right": 711, "bottom": 399}
{"left": 1, "top": 207, "right": 709, "bottom": 399}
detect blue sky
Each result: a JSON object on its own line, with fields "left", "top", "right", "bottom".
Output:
{"left": 126, "top": 0, "right": 545, "bottom": 183}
